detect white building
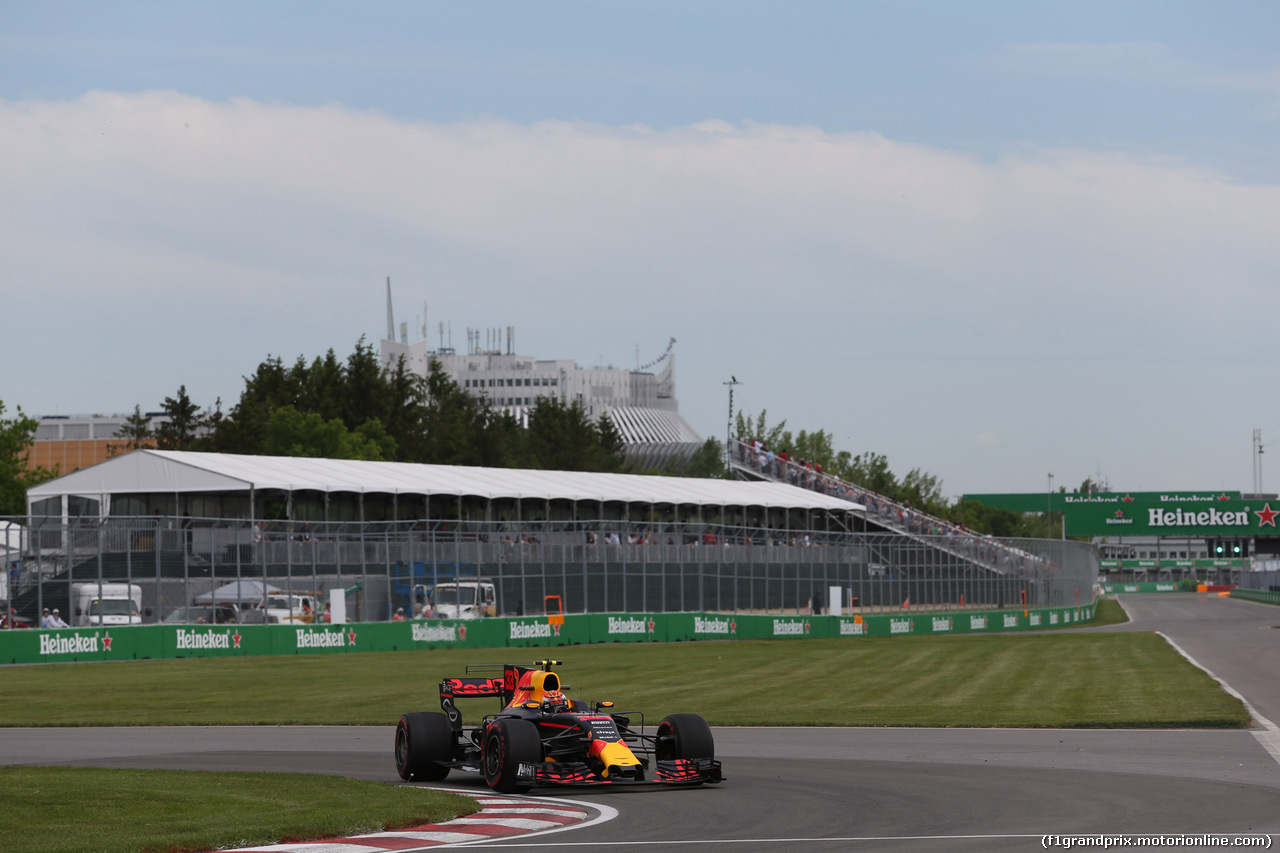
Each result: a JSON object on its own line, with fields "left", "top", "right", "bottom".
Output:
{"left": 378, "top": 282, "right": 703, "bottom": 469}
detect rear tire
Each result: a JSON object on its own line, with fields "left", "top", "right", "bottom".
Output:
{"left": 395, "top": 711, "right": 453, "bottom": 781}
{"left": 483, "top": 717, "right": 541, "bottom": 793}
{"left": 656, "top": 713, "right": 714, "bottom": 760}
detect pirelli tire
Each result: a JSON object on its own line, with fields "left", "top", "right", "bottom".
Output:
{"left": 483, "top": 717, "right": 542, "bottom": 794}
{"left": 656, "top": 713, "right": 715, "bottom": 761}
{"left": 395, "top": 711, "right": 454, "bottom": 782}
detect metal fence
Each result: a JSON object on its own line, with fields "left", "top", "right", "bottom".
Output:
{"left": 2, "top": 516, "right": 1099, "bottom": 626}
{"left": 1236, "top": 570, "right": 1280, "bottom": 592}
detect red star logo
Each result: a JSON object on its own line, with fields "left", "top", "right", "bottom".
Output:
{"left": 803, "top": 621, "right": 810, "bottom": 634}
{"left": 232, "top": 631, "right": 242, "bottom": 649}
{"left": 458, "top": 626, "right": 467, "bottom": 641}
{"left": 1121, "top": 494, "right": 1135, "bottom": 502}
{"left": 1218, "top": 493, "right": 1232, "bottom": 501}
{"left": 1114, "top": 510, "right": 1126, "bottom": 518}
{"left": 101, "top": 632, "right": 113, "bottom": 652}
{"left": 729, "top": 620, "right": 737, "bottom": 634}
{"left": 1255, "top": 503, "right": 1278, "bottom": 527}
{"left": 647, "top": 619, "right": 655, "bottom": 633}
{"left": 552, "top": 624, "right": 561, "bottom": 636}
{"left": 346, "top": 629, "right": 357, "bottom": 645}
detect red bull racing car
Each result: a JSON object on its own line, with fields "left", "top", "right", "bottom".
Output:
{"left": 394, "top": 659, "right": 723, "bottom": 793}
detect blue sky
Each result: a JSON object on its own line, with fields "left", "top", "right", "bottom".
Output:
{"left": 3, "top": 1, "right": 1279, "bottom": 496}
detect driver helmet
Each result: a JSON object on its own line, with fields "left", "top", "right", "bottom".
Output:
{"left": 541, "top": 690, "right": 569, "bottom": 714}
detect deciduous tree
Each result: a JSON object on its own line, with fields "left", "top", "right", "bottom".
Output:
{"left": 0, "top": 400, "right": 56, "bottom": 515}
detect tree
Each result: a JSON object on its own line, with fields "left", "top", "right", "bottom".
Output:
{"left": 524, "top": 397, "right": 627, "bottom": 472}
{"left": 947, "top": 500, "right": 1025, "bottom": 537}
{"left": 0, "top": 400, "right": 57, "bottom": 515}
{"left": 155, "top": 386, "right": 207, "bottom": 450}
{"left": 663, "top": 438, "right": 727, "bottom": 478}
{"left": 261, "top": 406, "right": 397, "bottom": 460}
{"left": 845, "top": 451, "right": 899, "bottom": 496}
{"left": 107, "top": 405, "right": 154, "bottom": 457}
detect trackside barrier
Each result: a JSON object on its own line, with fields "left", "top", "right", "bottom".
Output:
{"left": 1, "top": 603, "right": 1098, "bottom": 664}
{"left": 1229, "top": 589, "right": 1280, "bottom": 607}
{"left": 1102, "top": 582, "right": 1184, "bottom": 594}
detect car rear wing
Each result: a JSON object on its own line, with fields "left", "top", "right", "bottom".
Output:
{"left": 438, "top": 661, "right": 564, "bottom": 729}
{"left": 439, "top": 676, "right": 505, "bottom": 729}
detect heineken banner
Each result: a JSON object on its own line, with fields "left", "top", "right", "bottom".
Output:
{"left": 1102, "top": 582, "right": 1182, "bottom": 594}
{"left": 1099, "top": 559, "right": 1242, "bottom": 571}
{"left": 964, "top": 490, "right": 1279, "bottom": 538}
{"left": 0, "top": 603, "right": 1097, "bottom": 665}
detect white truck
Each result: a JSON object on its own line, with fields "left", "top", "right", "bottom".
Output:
{"left": 72, "top": 582, "right": 145, "bottom": 627}
{"left": 416, "top": 579, "right": 497, "bottom": 619}
{"left": 259, "top": 593, "right": 319, "bottom": 623}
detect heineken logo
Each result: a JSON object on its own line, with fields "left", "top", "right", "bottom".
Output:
{"left": 40, "top": 632, "right": 108, "bottom": 656}
{"left": 838, "top": 620, "right": 864, "bottom": 636}
{"left": 1148, "top": 508, "right": 1250, "bottom": 528}
{"left": 772, "top": 619, "right": 809, "bottom": 636}
{"left": 510, "top": 621, "right": 552, "bottom": 640}
{"left": 694, "top": 616, "right": 734, "bottom": 635}
{"left": 969, "top": 616, "right": 987, "bottom": 630}
{"left": 889, "top": 618, "right": 912, "bottom": 634}
{"left": 176, "top": 628, "right": 240, "bottom": 650}
{"left": 411, "top": 623, "right": 458, "bottom": 643}
{"left": 296, "top": 628, "right": 349, "bottom": 648}
{"left": 1003, "top": 614, "right": 1018, "bottom": 628}
{"left": 608, "top": 616, "right": 653, "bottom": 635}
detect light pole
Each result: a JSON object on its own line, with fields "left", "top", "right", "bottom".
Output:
{"left": 723, "top": 376, "right": 741, "bottom": 474}
{"left": 1047, "top": 473, "right": 1054, "bottom": 539}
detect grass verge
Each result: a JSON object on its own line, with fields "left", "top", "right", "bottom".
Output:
{"left": 0, "top": 631, "right": 1246, "bottom": 729}
{"left": 1088, "top": 597, "right": 1129, "bottom": 627}
{"left": 0, "top": 766, "right": 477, "bottom": 853}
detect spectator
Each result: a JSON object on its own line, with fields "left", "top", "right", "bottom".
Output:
{"left": 392, "top": 607, "right": 407, "bottom": 621}
{"left": 48, "top": 608, "right": 69, "bottom": 628}
{"left": 40, "top": 607, "right": 52, "bottom": 628}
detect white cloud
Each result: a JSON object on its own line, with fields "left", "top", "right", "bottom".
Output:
{"left": 974, "top": 431, "right": 1002, "bottom": 449}
{"left": 3, "top": 91, "right": 1278, "bottom": 491}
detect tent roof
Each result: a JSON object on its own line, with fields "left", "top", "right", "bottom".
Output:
{"left": 195, "top": 580, "right": 283, "bottom": 604}
{"left": 28, "top": 450, "right": 863, "bottom": 513}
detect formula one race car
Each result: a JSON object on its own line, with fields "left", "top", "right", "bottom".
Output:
{"left": 394, "top": 659, "right": 723, "bottom": 792}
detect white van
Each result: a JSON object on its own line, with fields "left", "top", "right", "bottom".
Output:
{"left": 71, "top": 582, "right": 145, "bottom": 627}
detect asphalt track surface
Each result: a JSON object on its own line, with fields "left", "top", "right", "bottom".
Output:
{"left": 5, "top": 594, "right": 1280, "bottom": 852}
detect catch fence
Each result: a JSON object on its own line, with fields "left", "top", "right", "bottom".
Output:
{"left": 3, "top": 517, "right": 1098, "bottom": 625}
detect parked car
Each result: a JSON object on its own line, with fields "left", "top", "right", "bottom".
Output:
{"left": 163, "top": 605, "right": 239, "bottom": 624}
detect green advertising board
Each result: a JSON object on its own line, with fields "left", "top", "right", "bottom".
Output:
{"left": 0, "top": 603, "right": 1098, "bottom": 666}
{"left": 963, "top": 490, "right": 1280, "bottom": 538}
{"left": 1099, "top": 558, "right": 1242, "bottom": 570}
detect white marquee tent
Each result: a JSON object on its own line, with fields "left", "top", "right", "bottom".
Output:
{"left": 27, "top": 450, "right": 864, "bottom": 519}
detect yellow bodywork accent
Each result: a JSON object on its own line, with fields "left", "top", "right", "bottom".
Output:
{"left": 595, "top": 740, "right": 640, "bottom": 777}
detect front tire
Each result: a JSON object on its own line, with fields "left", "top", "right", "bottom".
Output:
{"left": 656, "top": 713, "right": 714, "bottom": 761}
{"left": 395, "top": 711, "right": 454, "bottom": 781}
{"left": 483, "top": 717, "right": 541, "bottom": 793}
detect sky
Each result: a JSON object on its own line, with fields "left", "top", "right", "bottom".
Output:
{"left": 2, "top": 1, "right": 1279, "bottom": 498}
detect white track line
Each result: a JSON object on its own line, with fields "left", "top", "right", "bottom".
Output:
{"left": 1156, "top": 630, "right": 1280, "bottom": 769}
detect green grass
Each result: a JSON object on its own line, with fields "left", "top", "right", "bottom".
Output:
{"left": 0, "top": 629, "right": 1247, "bottom": 729}
{"left": 1087, "top": 597, "right": 1129, "bottom": 627}
{"left": 0, "top": 766, "right": 477, "bottom": 853}
{"left": 0, "top": 603, "right": 1249, "bottom": 853}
